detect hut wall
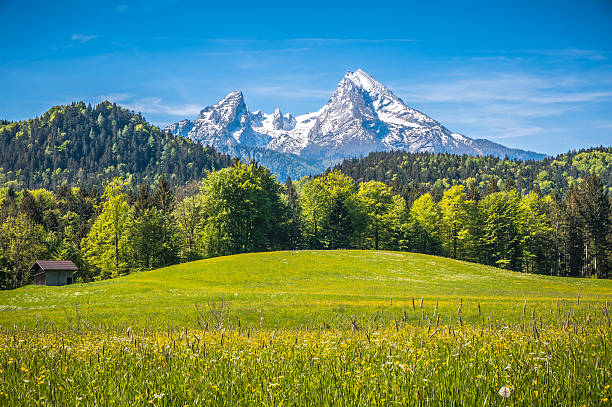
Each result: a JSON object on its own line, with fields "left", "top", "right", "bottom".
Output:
{"left": 46, "top": 271, "right": 69, "bottom": 286}
{"left": 33, "top": 272, "right": 45, "bottom": 285}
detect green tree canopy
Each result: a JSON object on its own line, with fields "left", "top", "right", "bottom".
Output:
{"left": 0, "top": 214, "right": 46, "bottom": 288}
{"left": 198, "top": 161, "right": 287, "bottom": 257}
{"left": 82, "top": 178, "right": 132, "bottom": 279}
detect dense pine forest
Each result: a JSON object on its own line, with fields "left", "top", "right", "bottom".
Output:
{"left": 331, "top": 148, "right": 612, "bottom": 204}
{"left": 0, "top": 101, "right": 232, "bottom": 189}
{"left": 1, "top": 161, "right": 610, "bottom": 289}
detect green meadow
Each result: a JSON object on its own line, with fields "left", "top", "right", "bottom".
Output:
{"left": 1, "top": 250, "right": 610, "bottom": 329}
{"left": 1, "top": 251, "right": 612, "bottom": 406}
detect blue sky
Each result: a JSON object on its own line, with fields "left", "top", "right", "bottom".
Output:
{"left": 1, "top": 0, "right": 611, "bottom": 155}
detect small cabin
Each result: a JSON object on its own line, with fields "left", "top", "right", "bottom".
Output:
{"left": 31, "top": 260, "right": 78, "bottom": 286}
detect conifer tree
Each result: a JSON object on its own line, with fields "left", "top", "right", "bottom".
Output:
{"left": 134, "top": 184, "right": 152, "bottom": 217}
{"left": 284, "top": 177, "right": 303, "bottom": 249}
{"left": 322, "top": 197, "right": 353, "bottom": 249}
{"left": 485, "top": 178, "right": 500, "bottom": 195}
{"left": 153, "top": 175, "right": 175, "bottom": 214}
{"left": 575, "top": 174, "right": 611, "bottom": 278}
{"left": 19, "top": 190, "right": 43, "bottom": 225}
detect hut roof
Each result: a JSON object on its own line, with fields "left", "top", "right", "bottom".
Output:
{"left": 33, "top": 260, "right": 78, "bottom": 272}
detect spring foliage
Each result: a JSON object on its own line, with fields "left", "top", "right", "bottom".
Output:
{"left": 1, "top": 164, "right": 611, "bottom": 288}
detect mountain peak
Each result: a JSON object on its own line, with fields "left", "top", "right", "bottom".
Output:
{"left": 342, "top": 69, "right": 391, "bottom": 97}
{"left": 198, "top": 90, "right": 245, "bottom": 120}
{"left": 272, "top": 108, "right": 284, "bottom": 130}
{"left": 221, "top": 90, "right": 244, "bottom": 104}
{"left": 167, "top": 70, "right": 545, "bottom": 177}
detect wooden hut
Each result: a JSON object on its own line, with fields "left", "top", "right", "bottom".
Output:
{"left": 31, "top": 260, "right": 78, "bottom": 286}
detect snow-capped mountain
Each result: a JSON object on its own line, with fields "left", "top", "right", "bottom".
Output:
{"left": 166, "top": 69, "right": 544, "bottom": 177}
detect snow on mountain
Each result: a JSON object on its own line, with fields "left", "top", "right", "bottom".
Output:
{"left": 165, "top": 69, "right": 545, "bottom": 175}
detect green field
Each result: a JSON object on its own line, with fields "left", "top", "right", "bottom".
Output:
{"left": 1, "top": 250, "right": 611, "bottom": 329}
{"left": 1, "top": 251, "right": 611, "bottom": 406}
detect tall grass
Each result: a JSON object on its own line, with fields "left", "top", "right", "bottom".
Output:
{"left": 1, "top": 299, "right": 610, "bottom": 406}
{"left": 2, "top": 251, "right": 611, "bottom": 405}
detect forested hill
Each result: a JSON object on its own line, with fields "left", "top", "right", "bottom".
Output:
{"left": 331, "top": 148, "right": 612, "bottom": 202}
{"left": 0, "top": 102, "right": 233, "bottom": 189}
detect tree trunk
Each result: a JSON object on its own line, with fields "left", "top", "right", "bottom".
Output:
{"left": 374, "top": 221, "right": 379, "bottom": 250}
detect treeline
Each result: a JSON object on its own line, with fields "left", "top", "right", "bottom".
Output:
{"left": 332, "top": 147, "right": 612, "bottom": 204}
{"left": 0, "top": 101, "right": 232, "bottom": 189}
{"left": 1, "top": 160, "right": 610, "bottom": 289}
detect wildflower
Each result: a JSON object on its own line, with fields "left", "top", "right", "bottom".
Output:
{"left": 534, "top": 390, "right": 538, "bottom": 397}
{"left": 498, "top": 386, "right": 512, "bottom": 398}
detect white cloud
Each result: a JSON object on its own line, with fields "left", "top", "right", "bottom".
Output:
{"left": 524, "top": 48, "right": 608, "bottom": 61}
{"left": 71, "top": 34, "right": 99, "bottom": 43}
{"left": 395, "top": 73, "right": 612, "bottom": 105}
{"left": 288, "top": 38, "right": 417, "bottom": 44}
{"left": 494, "top": 127, "right": 546, "bottom": 140}
{"left": 122, "top": 97, "right": 202, "bottom": 117}
{"left": 596, "top": 121, "right": 612, "bottom": 130}
{"left": 462, "top": 48, "right": 608, "bottom": 62}
{"left": 392, "top": 69, "right": 612, "bottom": 143}
{"left": 197, "top": 48, "right": 310, "bottom": 57}
{"left": 97, "top": 93, "right": 131, "bottom": 103}
{"left": 95, "top": 94, "right": 201, "bottom": 117}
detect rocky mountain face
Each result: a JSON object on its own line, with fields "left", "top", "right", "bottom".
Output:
{"left": 166, "top": 69, "right": 545, "bottom": 178}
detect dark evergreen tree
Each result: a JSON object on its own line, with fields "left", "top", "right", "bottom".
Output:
{"left": 503, "top": 176, "right": 516, "bottom": 192}
{"left": 485, "top": 178, "right": 500, "bottom": 195}
{"left": 466, "top": 179, "right": 480, "bottom": 202}
{"left": 19, "top": 190, "right": 43, "bottom": 225}
{"left": 575, "top": 174, "right": 611, "bottom": 278}
{"left": 0, "top": 186, "right": 17, "bottom": 221}
{"left": 284, "top": 177, "right": 303, "bottom": 248}
{"left": 321, "top": 197, "right": 353, "bottom": 249}
{"left": 134, "top": 184, "right": 153, "bottom": 217}
{"left": 153, "top": 175, "right": 176, "bottom": 214}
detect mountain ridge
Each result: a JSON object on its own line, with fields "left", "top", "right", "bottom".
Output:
{"left": 166, "top": 69, "right": 545, "bottom": 177}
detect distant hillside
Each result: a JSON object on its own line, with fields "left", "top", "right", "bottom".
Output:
{"left": 331, "top": 147, "right": 612, "bottom": 202}
{"left": 0, "top": 101, "right": 233, "bottom": 189}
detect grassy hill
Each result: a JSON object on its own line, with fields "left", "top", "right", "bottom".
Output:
{"left": 1, "top": 250, "right": 611, "bottom": 329}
